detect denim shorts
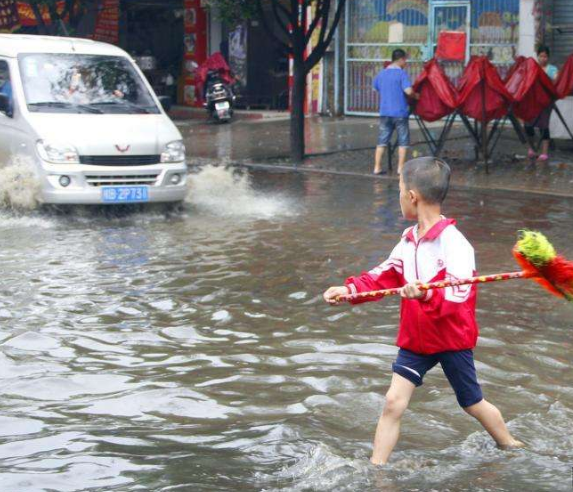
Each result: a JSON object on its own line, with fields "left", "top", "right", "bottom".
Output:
{"left": 392, "top": 348, "right": 483, "bottom": 408}
{"left": 378, "top": 116, "right": 410, "bottom": 147}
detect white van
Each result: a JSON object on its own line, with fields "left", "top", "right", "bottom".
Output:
{"left": 0, "top": 34, "right": 187, "bottom": 205}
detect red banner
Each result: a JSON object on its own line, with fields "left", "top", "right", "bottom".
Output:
{"left": 182, "top": 0, "right": 207, "bottom": 106}
{"left": 91, "top": 0, "right": 119, "bottom": 45}
{"left": 436, "top": 31, "right": 467, "bottom": 62}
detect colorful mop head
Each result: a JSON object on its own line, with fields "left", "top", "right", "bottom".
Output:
{"left": 513, "top": 230, "right": 573, "bottom": 301}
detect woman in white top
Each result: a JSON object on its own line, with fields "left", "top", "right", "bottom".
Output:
{"left": 525, "top": 45, "right": 559, "bottom": 162}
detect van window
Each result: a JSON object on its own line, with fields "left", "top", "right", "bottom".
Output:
{"left": 18, "top": 53, "right": 160, "bottom": 115}
{"left": 0, "top": 60, "right": 13, "bottom": 114}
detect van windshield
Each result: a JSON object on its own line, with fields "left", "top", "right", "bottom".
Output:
{"left": 18, "top": 53, "right": 160, "bottom": 114}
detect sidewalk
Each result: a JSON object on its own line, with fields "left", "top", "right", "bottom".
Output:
{"left": 184, "top": 116, "right": 573, "bottom": 197}
{"left": 169, "top": 105, "right": 290, "bottom": 123}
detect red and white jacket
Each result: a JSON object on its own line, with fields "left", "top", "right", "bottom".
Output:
{"left": 345, "top": 218, "right": 478, "bottom": 355}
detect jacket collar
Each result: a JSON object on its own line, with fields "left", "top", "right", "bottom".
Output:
{"left": 403, "top": 217, "right": 456, "bottom": 242}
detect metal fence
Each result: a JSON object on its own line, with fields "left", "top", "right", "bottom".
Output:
{"left": 344, "top": 0, "right": 520, "bottom": 116}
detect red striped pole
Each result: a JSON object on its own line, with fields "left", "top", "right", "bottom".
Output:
{"left": 336, "top": 271, "right": 533, "bottom": 303}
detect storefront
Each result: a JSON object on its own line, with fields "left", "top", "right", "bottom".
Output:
{"left": 344, "top": 0, "right": 520, "bottom": 115}
{"left": 551, "top": 0, "right": 573, "bottom": 65}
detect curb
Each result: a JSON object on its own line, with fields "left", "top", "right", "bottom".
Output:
{"left": 198, "top": 160, "right": 573, "bottom": 199}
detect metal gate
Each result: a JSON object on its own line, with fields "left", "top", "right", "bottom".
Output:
{"left": 344, "top": 0, "right": 520, "bottom": 116}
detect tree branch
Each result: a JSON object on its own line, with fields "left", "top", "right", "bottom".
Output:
{"left": 257, "top": 0, "right": 293, "bottom": 54}
{"left": 304, "top": 0, "right": 325, "bottom": 45}
{"left": 270, "top": 0, "right": 290, "bottom": 38}
{"left": 304, "top": 0, "right": 346, "bottom": 73}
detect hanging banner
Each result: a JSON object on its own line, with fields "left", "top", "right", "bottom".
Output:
{"left": 91, "top": 0, "right": 119, "bottom": 45}
{"left": 228, "top": 23, "right": 247, "bottom": 89}
{"left": 0, "top": 0, "right": 19, "bottom": 31}
{"left": 436, "top": 31, "right": 467, "bottom": 62}
{"left": 182, "top": 0, "right": 207, "bottom": 106}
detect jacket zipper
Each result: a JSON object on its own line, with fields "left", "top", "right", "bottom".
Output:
{"left": 414, "top": 237, "right": 423, "bottom": 353}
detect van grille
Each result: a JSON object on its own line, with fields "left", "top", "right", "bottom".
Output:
{"left": 79, "top": 155, "right": 160, "bottom": 166}
{"left": 85, "top": 174, "right": 159, "bottom": 187}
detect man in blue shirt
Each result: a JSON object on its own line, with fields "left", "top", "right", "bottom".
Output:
{"left": 373, "top": 49, "right": 418, "bottom": 175}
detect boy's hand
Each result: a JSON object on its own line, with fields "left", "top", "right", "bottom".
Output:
{"left": 323, "top": 286, "right": 349, "bottom": 305}
{"left": 400, "top": 281, "right": 425, "bottom": 300}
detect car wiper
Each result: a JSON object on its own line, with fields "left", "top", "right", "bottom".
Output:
{"left": 28, "top": 101, "right": 103, "bottom": 114}
{"left": 90, "top": 100, "right": 152, "bottom": 114}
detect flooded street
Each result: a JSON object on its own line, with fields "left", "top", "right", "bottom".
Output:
{"left": 0, "top": 166, "right": 572, "bottom": 491}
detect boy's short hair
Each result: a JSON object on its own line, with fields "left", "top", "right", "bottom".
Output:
{"left": 537, "top": 45, "right": 550, "bottom": 56}
{"left": 402, "top": 157, "right": 451, "bottom": 204}
{"left": 392, "top": 49, "right": 407, "bottom": 62}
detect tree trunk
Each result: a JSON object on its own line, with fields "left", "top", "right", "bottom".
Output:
{"left": 290, "top": 57, "right": 306, "bottom": 164}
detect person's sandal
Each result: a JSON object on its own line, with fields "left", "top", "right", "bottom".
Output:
{"left": 537, "top": 153, "right": 549, "bottom": 162}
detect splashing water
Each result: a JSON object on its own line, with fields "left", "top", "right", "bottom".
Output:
{"left": 0, "top": 156, "right": 42, "bottom": 210}
{"left": 258, "top": 443, "right": 373, "bottom": 492}
{"left": 186, "top": 165, "right": 298, "bottom": 219}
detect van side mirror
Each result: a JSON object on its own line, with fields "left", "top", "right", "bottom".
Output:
{"left": 0, "top": 93, "right": 12, "bottom": 117}
{"left": 158, "top": 95, "right": 172, "bottom": 113}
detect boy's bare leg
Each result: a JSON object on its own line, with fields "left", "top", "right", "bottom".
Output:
{"left": 464, "top": 399, "right": 524, "bottom": 448}
{"left": 373, "top": 145, "right": 386, "bottom": 174}
{"left": 371, "top": 373, "right": 416, "bottom": 465}
{"left": 397, "top": 146, "right": 408, "bottom": 174}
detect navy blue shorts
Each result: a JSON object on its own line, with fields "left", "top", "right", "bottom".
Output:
{"left": 392, "top": 348, "right": 483, "bottom": 408}
{"left": 378, "top": 116, "right": 410, "bottom": 147}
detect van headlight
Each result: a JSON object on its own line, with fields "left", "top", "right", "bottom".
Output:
{"left": 161, "top": 140, "right": 186, "bottom": 163}
{"left": 37, "top": 140, "right": 80, "bottom": 164}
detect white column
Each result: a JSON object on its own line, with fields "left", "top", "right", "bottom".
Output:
{"left": 518, "top": 0, "right": 536, "bottom": 57}
{"left": 208, "top": 7, "right": 223, "bottom": 55}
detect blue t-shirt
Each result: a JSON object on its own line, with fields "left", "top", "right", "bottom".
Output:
{"left": 373, "top": 66, "right": 412, "bottom": 118}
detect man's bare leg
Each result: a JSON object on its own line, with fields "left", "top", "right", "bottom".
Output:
{"left": 374, "top": 145, "right": 386, "bottom": 174}
{"left": 371, "top": 373, "right": 416, "bottom": 465}
{"left": 464, "top": 399, "right": 524, "bottom": 448}
{"left": 397, "top": 146, "right": 408, "bottom": 174}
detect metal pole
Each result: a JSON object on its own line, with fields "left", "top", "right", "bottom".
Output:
{"left": 480, "top": 75, "right": 488, "bottom": 172}
{"left": 553, "top": 102, "right": 573, "bottom": 141}
{"left": 334, "top": 27, "right": 340, "bottom": 115}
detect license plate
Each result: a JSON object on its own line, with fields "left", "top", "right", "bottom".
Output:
{"left": 101, "top": 186, "right": 149, "bottom": 203}
{"left": 215, "top": 101, "right": 230, "bottom": 110}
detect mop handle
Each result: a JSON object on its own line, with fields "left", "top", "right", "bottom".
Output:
{"left": 337, "top": 270, "right": 533, "bottom": 303}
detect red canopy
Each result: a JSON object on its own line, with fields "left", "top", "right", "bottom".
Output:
{"left": 505, "top": 57, "right": 558, "bottom": 121}
{"left": 195, "top": 52, "right": 235, "bottom": 102}
{"left": 503, "top": 56, "right": 527, "bottom": 83}
{"left": 413, "top": 58, "right": 459, "bottom": 122}
{"left": 555, "top": 54, "right": 573, "bottom": 99}
{"left": 457, "top": 56, "right": 513, "bottom": 122}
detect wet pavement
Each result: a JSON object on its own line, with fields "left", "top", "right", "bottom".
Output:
{"left": 0, "top": 167, "right": 572, "bottom": 491}
{"left": 181, "top": 116, "right": 573, "bottom": 196}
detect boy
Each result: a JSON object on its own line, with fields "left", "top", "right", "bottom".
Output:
{"left": 323, "top": 157, "right": 523, "bottom": 465}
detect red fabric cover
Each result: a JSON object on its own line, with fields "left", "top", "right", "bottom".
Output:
{"left": 503, "top": 56, "right": 527, "bottom": 83}
{"left": 555, "top": 54, "right": 573, "bottom": 99}
{"left": 505, "top": 57, "right": 558, "bottom": 121}
{"left": 457, "top": 56, "right": 513, "bottom": 122}
{"left": 436, "top": 31, "right": 467, "bottom": 62}
{"left": 412, "top": 58, "right": 459, "bottom": 122}
{"left": 195, "top": 52, "right": 235, "bottom": 102}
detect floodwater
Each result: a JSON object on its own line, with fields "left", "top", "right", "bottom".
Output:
{"left": 0, "top": 166, "right": 572, "bottom": 491}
